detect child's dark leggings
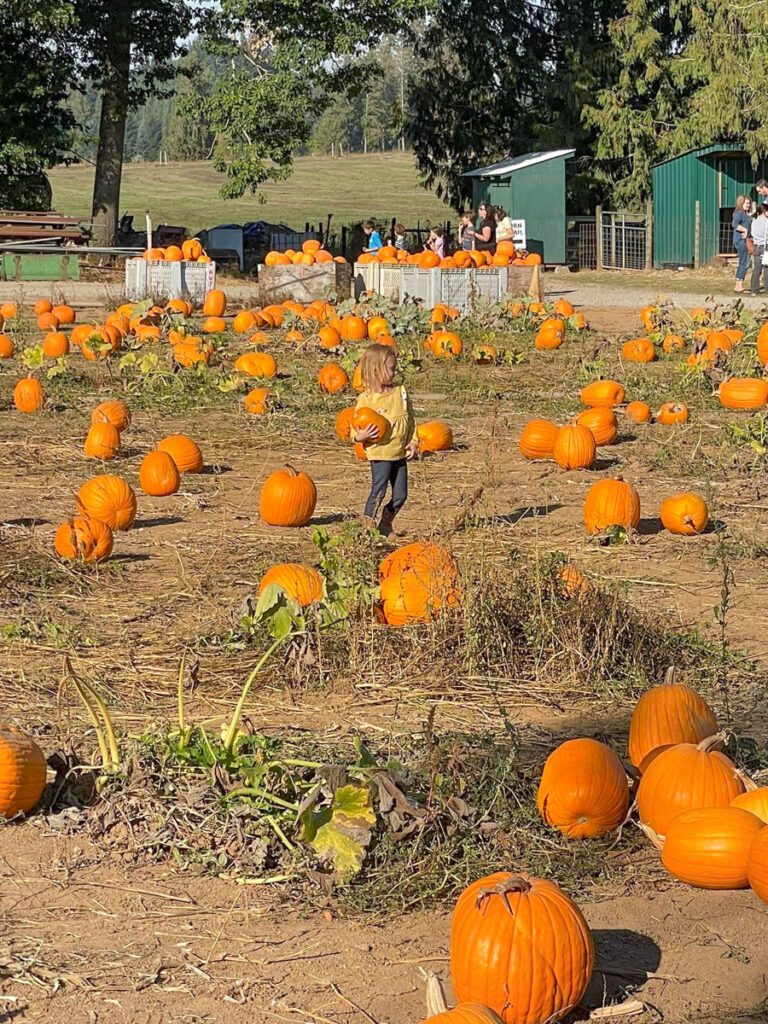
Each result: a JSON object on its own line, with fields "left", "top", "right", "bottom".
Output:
{"left": 365, "top": 459, "right": 408, "bottom": 518}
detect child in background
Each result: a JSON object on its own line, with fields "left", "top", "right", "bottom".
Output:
{"left": 393, "top": 223, "right": 407, "bottom": 250}
{"left": 362, "top": 221, "right": 383, "bottom": 254}
{"left": 353, "top": 344, "right": 418, "bottom": 536}
{"left": 458, "top": 211, "right": 476, "bottom": 250}
{"left": 427, "top": 226, "right": 445, "bottom": 260}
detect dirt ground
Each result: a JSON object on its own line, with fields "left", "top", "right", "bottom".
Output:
{"left": 2, "top": 298, "right": 768, "bottom": 1023}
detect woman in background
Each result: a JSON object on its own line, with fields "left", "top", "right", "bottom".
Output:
{"left": 732, "top": 195, "right": 751, "bottom": 292}
{"left": 474, "top": 202, "right": 496, "bottom": 252}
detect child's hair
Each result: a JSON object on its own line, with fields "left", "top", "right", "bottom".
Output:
{"left": 431, "top": 225, "right": 444, "bottom": 238}
{"left": 394, "top": 222, "right": 405, "bottom": 235}
{"left": 360, "top": 343, "right": 397, "bottom": 392}
{"left": 364, "top": 220, "right": 375, "bottom": 230}
{"left": 495, "top": 207, "right": 507, "bottom": 219}
{"left": 461, "top": 210, "right": 474, "bottom": 221}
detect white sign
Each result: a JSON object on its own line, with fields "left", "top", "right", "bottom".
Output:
{"left": 511, "top": 219, "right": 526, "bottom": 249}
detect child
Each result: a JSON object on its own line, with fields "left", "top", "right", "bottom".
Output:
{"left": 426, "top": 226, "right": 445, "bottom": 260}
{"left": 458, "top": 211, "right": 476, "bottom": 250}
{"left": 353, "top": 344, "right": 418, "bottom": 536}
{"left": 393, "top": 223, "right": 407, "bottom": 250}
{"left": 362, "top": 220, "right": 383, "bottom": 254}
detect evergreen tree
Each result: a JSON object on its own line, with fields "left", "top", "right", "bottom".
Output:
{"left": 311, "top": 96, "right": 355, "bottom": 155}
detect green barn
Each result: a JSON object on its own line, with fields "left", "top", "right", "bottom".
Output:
{"left": 462, "top": 150, "right": 574, "bottom": 263}
{"left": 653, "top": 143, "right": 768, "bottom": 268}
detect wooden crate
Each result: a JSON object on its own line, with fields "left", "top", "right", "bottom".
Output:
{"left": 258, "top": 263, "right": 352, "bottom": 304}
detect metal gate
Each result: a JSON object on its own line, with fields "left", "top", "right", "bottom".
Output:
{"left": 600, "top": 210, "right": 648, "bottom": 269}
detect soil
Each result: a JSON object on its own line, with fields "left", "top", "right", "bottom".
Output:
{"left": 2, "top": 298, "right": 768, "bottom": 1023}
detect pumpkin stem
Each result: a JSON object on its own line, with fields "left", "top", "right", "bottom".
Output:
{"left": 663, "top": 665, "right": 678, "bottom": 685}
{"left": 697, "top": 731, "right": 727, "bottom": 753}
{"left": 423, "top": 971, "right": 448, "bottom": 1016}
{"left": 475, "top": 875, "right": 533, "bottom": 916}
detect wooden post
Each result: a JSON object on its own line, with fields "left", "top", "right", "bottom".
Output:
{"left": 694, "top": 200, "right": 701, "bottom": 269}
{"left": 595, "top": 205, "right": 603, "bottom": 270}
{"left": 645, "top": 199, "right": 653, "bottom": 270}
{"left": 341, "top": 225, "right": 347, "bottom": 259}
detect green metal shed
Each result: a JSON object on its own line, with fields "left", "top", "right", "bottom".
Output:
{"left": 653, "top": 143, "right": 768, "bottom": 268}
{"left": 461, "top": 150, "right": 575, "bottom": 263}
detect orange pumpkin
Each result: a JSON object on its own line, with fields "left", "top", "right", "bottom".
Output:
{"left": 583, "top": 478, "right": 640, "bottom": 534}
{"left": 379, "top": 542, "right": 459, "bottom": 626}
{"left": 51, "top": 304, "right": 75, "bottom": 325}
{"left": 419, "top": 1005, "right": 502, "bottom": 1024}
{"left": 624, "top": 401, "right": 652, "bottom": 423}
{"left": 0, "top": 726, "right": 47, "bottom": 818}
{"left": 202, "top": 316, "right": 227, "bottom": 334}
{"left": 339, "top": 315, "right": 367, "bottom": 341}
{"left": 417, "top": 421, "right": 453, "bottom": 453}
{"left": 519, "top": 419, "right": 559, "bottom": 460}
{"left": 746, "top": 824, "right": 768, "bottom": 902}
{"left": 37, "top": 311, "right": 60, "bottom": 332}
{"left": 450, "top": 872, "right": 594, "bottom": 1024}
{"left": 84, "top": 422, "right": 120, "bottom": 460}
{"left": 259, "top": 466, "right": 317, "bottom": 527}
{"left": 537, "top": 738, "right": 629, "bottom": 838}
{"left": 54, "top": 515, "right": 114, "bottom": 564}
{"left": 628, "top": 670, "right": 717, "bottom": 769}
{"left": 662, "top": 334, "right": 685, "bottom": 353}
{"left": 661, "top": 807, "right": 763, "bottom": 889}
{"left": 202, "top": 288, "right": 227, "bottom": 317}
{"left": 731, "top": 788, "right": 768, "bottom": 823}
{"left": 367, "top": 316, "right": 390, "bottom": 340}
{"left": 433, "top": 331, "right": 463, "bottom": 358}
{"left": 580, "top": 380, "right": 625, "bottom": 408}
{"left": 576, "top": 407, "right": 617, "bottom": 446}
{"left": 34, "top": 299, "right": 53, "bottom": 316}
{"left": 258, "top": 563, "right": 323, "bottom": 606}
{"left": 622, "top": 337, "right": 656, "bottom": 362}
{"left": 318, "top": 326, "right": 341, "bottom": 350}
{"left": 233, "top": 310, "right": 258, "bottom": 334}
{"left": 244, "top": 388, "right": 272, "bottom": 415}
{"left": 78, "top": 475, "right": 137, "bottom": 531}
{"left": 352, "top": 406, "right": 390, "bottom": 444}
{"left": 42, "top": 331, "right": 69, "bottom": 358}
{"left": 637, "top": 735, "right": 746, "bottom": 837}
{"left": 718, "top": 378, "right": 768, "bottom": 410}
{"left": 13, "top": 377, "right": 44, "bottom": 413}
{"left": 157, "top": 435, "right": 203, "bottom": 474}
{"left": 334, "top": 406, "right": 356, "bottom": 442}
{"left": 92, "top": 400, "right": 131, "bottom": 433}
{"left": 139, "top": 450, "right": 181, "bottom": 497}
{"left": 0, "top": 334, "right": 15, "bottom": 359}
{"left": 235, "top": 352, "right": 277, "bottom": 378}
{"left": 660, "top": 492, "right": 708, "bottom": 535}
{"left": 552, "top": 424, "right": 596, "bottom": 470}
{"left": 657, "top": 402, "right": 688, "bottom": 424}
{"left": 554, "top": 299, "right": 575, "bottom": 317}
{"left": 318, "top": 363, "right": 350, "bottom": 393}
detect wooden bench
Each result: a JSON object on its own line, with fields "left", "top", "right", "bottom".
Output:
{"left": 0, "top": 210, "right": 90, "bottom": 245}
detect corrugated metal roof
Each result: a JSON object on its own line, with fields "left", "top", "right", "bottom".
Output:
{"left": 462, "top": 150, "right": 575, "bottom": 178}
{"left": 652, "top": 142, "right": 745, "bottom": 169}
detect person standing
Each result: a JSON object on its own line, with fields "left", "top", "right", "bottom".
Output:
{"left": 474, "top": 201, "right": 496, "bottom": 252}
{"left": 362, "top": 221, "right": 383, "bottom": 254}
{"left": 757, "top": 179, "right": 768, "bottom": 208}
{"left": 495, "top": 207, "right": 514, "bottom": 243}
{"left": 732, "top": 195, "right": 752, "bottom": 292}
{"left": 458, "top": 211, "right": 476, "bottom": 250}
{"left": 751, "top": 203, "right": 768, "bottom": 294}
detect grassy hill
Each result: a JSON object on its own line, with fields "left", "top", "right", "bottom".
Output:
{"left": 48, "top": 152, "right": 454, "bottom": 237}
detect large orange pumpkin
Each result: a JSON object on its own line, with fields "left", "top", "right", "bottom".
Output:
{"left": 418, "top": 421, "right": 453, "bottom": 453}
{"left": 622, "top": 337, "right": 656, "bottom": 362}
{"left": 84, "top": 422, "right": 121, "bottom": 460}
{"left": 139, "top": 451, "right": 180, "bottom": 497}
{"left": 661, "top": 806, "right": 763, "bottom": 888}
{"left": 451, "top": 872, "right": 594, "bottom": 1024}
{"left": 580, "top": 380, "right": 625, "bottom": 408}
{"left": 258, "top": 563, "right": 323, "bottom": 606}
{"left": 157, "top": 435, "right": 203, "bottom": 474}
{"left": 339, "top": 315, "right": 367, "bottom": 341}
{"left": 202, "top": 288, "right": 227, "bottom": 317}
{"left": 637, "top": 734, "right": 747, "bottom": 837}
{"left": 746, "top": 824, "right": 768, "bottom": 902}
{"left": 719, "top": 378, "right": 768, "bottom": 410}
{"left": 0, "top": 726, "right": 47, "bottom": 818}
{"left": 92, "top": 400, "right": 131, "bottom": 433}
{"left": 519, "top": 420, "right": 559, "bottom": 460}
{"left": 51, "top": 304, "right": 75, "bottom": 325}
{"left": 318, "top": 363, "right": 350, "bottom": 393}
{"left": 379, "top": 543, "right": 459, "bottom": 626}
{"left": 576, "top": 407, "right": 617, "bottom": 446}
{"left": 552, "top": 424, "right": 596, "bottom": 470}
{"left": 628, "top": 670, "right": 717, "bottom": 769}
{"left": 583, "top": 478, "right": 640, "bottom": 534}
{"left": 352, "top": 406, "right": 390, "bottom": 444}
{"left": 235, "top": 352, "right": 277, "bottom": 378}
{"left": 259, "top": 466, "right": 317, "bottom": 527}
{"left": 14, "top": 378, "right": 44, "bottom": 413}
{"left": 660, "top": 492, "right": 709, "bottom": 535}
{"left": 731, "top": 788, "right": 768, "bottom": 823}
{"left": 43, "top": 331, "right": 70, "bottom": 358}
{"left": 54, "top": 515, "right": 114, "bottom": 564}
{"left": 233, "top": 310, "right": 258, "bottom": 334}
{"left": 78, "top": 475, "right": 137, "bottom": 531}
{"left": 537, "top": 738, "right": 629, "bottom": 838}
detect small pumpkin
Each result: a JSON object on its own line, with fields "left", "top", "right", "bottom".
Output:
{"left": 51, "top": 304, "right": 75, "bottom": 325}
{"left": 637, "top": 734, "right": 747, "bottom": 837}
{"left": 42, "top": 331, "right": 69, "bottom": 358}
{"left": 450, "top": 872, "right": 594, "bottom": 1024}
{"left": 433, "top": 332, "right": 463, "bottom": 358}
{"left": 731, "top": 788, "right": 768, "bottom": 823}
{"left": 757, "top": 322, "right": 768, "bottom": 366}
{"left": 472, "top": 344, "right": 496, "bottom": 364}
{"left": 318, "top": 326, "right": 341, "bottom": 350}
{"left": 583, "top": 477, "right": 640, "bottom": 534}
{"left": 318, "top": 363, "right": 350, "bottom": 393}
{"left": 580, "top": 380, "right": 625, "bottom": 408}
{"left": 535, "top": 323, "right": 564, "bottom": 349}
{"left": 34, "top": 299, "right": 53, "bottom": 315}
{"left": 157, "top": 435, "right": 203, "bottom": 474}
{"left": 657, "top": 402, "right": 688, "bottom": 424}
{"left": 519, "top": 419, "right": 559, "bottom": 460}
{"left": 420, "top": 1005, "right": 503, "bottom": 1024}
{"left": 624, "top": 401, "right": 652, "bottom": 423}
{"left": 576, "top": 407, "right": 617, "bottom": 446}
{"left": 84, "top": 422, "right": 121, "bottom": 460}
{"left": 661, "top": 806, "right": 763, "bottom": 889}
{"left": 352, "top": 407, "right": 390, "bottom": 444}
{"left": 202, "top": 288, "right": 227, "bottom": 317}
{"left": 234, "top": 352, "right": 277, "bottom": 378}
{"left": 662, "top": 334, "right": 685, "bottom": 353}
{"left": 418, "top": 421, "right": 453, "bottom": 453}
{"left": 339, "top": 315, "right": 367, "bottom": 341}
{"left": 0, "top": 334, "right": 14, "bottom": 359}
{"left": 54, "top": 515, "right": 114, "bottom": 564}
{"left": 244, "top": 388, "right": 272, "bottom": 415}
{"left": 622, "top": 337, "right": 656, "bottom": 362}
{"left": 367, "top": 316, "right": 390, "bottom": 340}
{"left": 139, "top": 451, "right": 181, "bottom": 497}
{"left": 92, "top": 400, "right": 131, "bottom": 433}
{"left": 0, "top": 301, "right": 18, "bottom": 319}
{"left": 258, "top": 563, "right": 323, "bottom": 606}
{"left": 628, "top": 668, "right": 718, "bottom": 769}
{"left": 37, "top": 311, "right": 60, "bottom": 331}
{"left": 660, "top": 493, "right": 708, "bottom": 535}
{"left": 537, "top": 738, "right": 629, "bottom": 838}
{"left": 719, "top": 378, "right": 768, "bottom": 410}
{"left": 13, "top": 377, "right": 44, "bottom": 413}
{"left": 203, "top": 316, "right": 227, "bottom": 334}
{"left": 554, "top": 299, "right": 575, "bottom": 317}
{"left": 77, "top": 475, "right": 137, "bottom": 531}
{"left": 233, "top": 310, "right": 257, "bottom": 334}
{"left": 182, "top": 238, "right": 203, "bottom": 260}
{"left": 379, "top": 543, "right": 459, "bottom": 626}
{"left": 552, "top": 424, "right": 596, "bottom": 470}
{"left": 334, "top": 406, "right": 356, "bottom": 441}
{"left": 746, "top": 823, "right": 768, "bottom": 902}
{"left": 259, "top": 466, "right": 317, "bottom": 527}
{"left": 0, "top": 726, "right": 47, "bottom": 818}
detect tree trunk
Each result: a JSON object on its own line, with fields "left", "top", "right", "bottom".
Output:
{"left": 91, "top": 4, "right": 132, "bottom": 247}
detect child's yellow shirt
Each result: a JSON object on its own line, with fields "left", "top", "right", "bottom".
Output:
{"left": 354, "top": 386, "right": 415, "bottom": 461}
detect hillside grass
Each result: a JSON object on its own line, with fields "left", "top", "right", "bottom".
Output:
{"left": 48, "top": 152, "right": 454, "bottom": 237}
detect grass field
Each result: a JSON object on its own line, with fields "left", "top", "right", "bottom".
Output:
{"left": 48, "top": 152, "right": 454, "bottom": 236}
